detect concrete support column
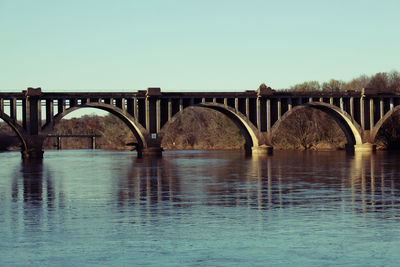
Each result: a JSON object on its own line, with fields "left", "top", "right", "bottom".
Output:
{"left": 390, "top": 98, "right": 394, "bottom": 110}
{"left": 340, "top": 97, "right": 344, "bottom": 112}
{"left": 266, "top": 99, "right": 271, "bottom": 132}
{"left": 234, "top": 98, "right": 239, "bottom": 112}
{"left": 224, "top": 98, "right": 228, "bottom": 107}
{"left": 370, "top": 98, "right": 374, "bottom": 130}
{"left": 350, "top": 97, "right": 354, "bottom": 118}
{"left": 133, "top": 98, "right": 138, "bottom": 120}
{"left": 126, "top": 98, "right": 133, "bottom": 116}
{"left": 10, "top": 98, "right": 17, "bottom": 121}
{"left": 319, "top": 97, "right": 323, "bottom": 102}
{"left": 22, "top": 98, "right": 29, "bottom": 131}
{"left": 379, "top": 98, "right": 384, "bottom": 119}
{"left": 121, "top": 98, "right": 126, "bottom": 111}
{"left": 168, "top": 98, "right": 172, "bottom": 121}
{"left": 256, "top": 97, "right": 261, "bottom": 130}
{"left": 58, "top": 99, "right": 66, "bottom": 114}
{"left": 106, "top": 97, "right": 113, "bottom": 105}
{"left": 156, "top": 99, "right": 161, "bottom": 133}
{"left": 202, "top": 98, "right": 206, "bottom": 104}
{"left": 288, "top": 97, "right": 292, "bottom": 111}
{"left": 245, "top": 98, "right": 249, "bottom": 119}
{"left": 277, "top": 98, "right": 282, "bottom": 121}
{"left": 69, "top": 98, "right": 77, "bottom": 107}
{"left": 329, "top": 97, "right": 334, "bottom": 105}
{"left": 25, "top": 95, "right": 42, "bottom": 135}
{"left": 360, "top": 97, "right": 365, "bottom": 130}
{"left": 213, "top": 98, "right": 217, "bottom": 104}
{"left": 179, "top": 98, "right": 183, "bottom": 112}
{"left": 309, "top": 97, "right": 313, "bottom": 103}
{"left": 145, "top": 98, "right": 150, "bottom": 130}
{"left": 46, "top": 99, "right": 54, "bottom": 125}
{"left": 116, "top": 98, "right": 125, "bottom": 111}
{"left": 21, "top": 88, "right": 45, "bottom": 159}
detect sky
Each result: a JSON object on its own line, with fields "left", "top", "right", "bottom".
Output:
{"left": 0, "top": 0, "right": 399, "bottom": 92}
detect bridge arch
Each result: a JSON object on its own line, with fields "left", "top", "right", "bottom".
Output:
{"left": 42, "top": 103, "right": 148, "bottom": 149}
{"left": 159, "top": 102, "right": 260, "bottom": 150}
{"left": 370, "top": 105, "right": 400, "bottom": 143}
{"left": 0, "top": 113, "right": 28, "bottom": 152}
{"left": 271, "top": 102, "right": 363, "bottom": 146}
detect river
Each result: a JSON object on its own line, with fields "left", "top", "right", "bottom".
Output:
{"left": 1, "top": 150, "right": 400, "bottom": 266}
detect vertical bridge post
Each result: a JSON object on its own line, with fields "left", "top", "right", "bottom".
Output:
{"left": 22, "top": 88, "right": 45, "bottom": 158}
{"left": 143, "top": 88, "right": 163, "bottom": 156}
{"left": 253, "top": 86, "right": 273, "bottom": 154}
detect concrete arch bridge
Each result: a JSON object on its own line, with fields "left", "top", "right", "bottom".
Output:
{"left": 0, "top": 87, "right": 395, "bottom": 158}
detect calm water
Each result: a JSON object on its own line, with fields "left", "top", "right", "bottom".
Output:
{"left": 1, "top": 150, "right": 400, "bottom": 266}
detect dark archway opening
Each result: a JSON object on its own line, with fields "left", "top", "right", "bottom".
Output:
{"left": 375, "top": 111, "right": 400, "bottom": 150}
{"left": 271, "top": 108, "right": 346, "bottom": 150}
{"left": 161, "top": 107, "right": 245, "bottom": 150}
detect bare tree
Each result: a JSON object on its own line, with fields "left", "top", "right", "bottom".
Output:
{"left": 367, "top": 72, "right": 389, "bottom": 92}
{"left": 342, "top": 74, "right": 371, "bottom": 91}
{"left": 291, "top": 81, "right": 321, "bottom": 92}
{"left": 322, "top": 79, "right": 345, "bottom": 92}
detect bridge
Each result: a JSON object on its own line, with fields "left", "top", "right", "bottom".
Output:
{"left": 0, "top": 87, "right": 396, "bottom": 158}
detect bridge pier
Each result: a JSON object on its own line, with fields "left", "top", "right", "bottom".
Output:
{"left": 345, "top": 142, "right": 376, "bottom": 153}
{"left": 141, "top": 146, "right": 163, "bottom": 157}
{"left": 22, "top": 135, "right": 45, "bottom": 159}
{"left": 354, "top": 143, "right": 376, "bottom": 152}
{"left": 252, "top": 145, "right": 273, "bottom": 155}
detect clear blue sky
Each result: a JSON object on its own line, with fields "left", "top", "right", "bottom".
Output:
{"left": 1, "top": 0, "right": 399, "bottom": 92}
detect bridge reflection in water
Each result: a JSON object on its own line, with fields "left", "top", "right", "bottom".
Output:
{"left": 9, "top": 159, "right": 66, "bottom": 234}
{"left": 6, "top": 151, "right": 400, "bottom": 229}
{"left": 112, "top": 152, "right": 400, "bottom": 215}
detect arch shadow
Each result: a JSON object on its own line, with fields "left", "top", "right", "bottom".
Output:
{"left": 0, "top": 112, "right": 28, "bottom": 152}
{"left": 270, "top": 102, "right": 363, "bottom": 146}
{"left": 41, "top": 103, "right": 148, "bottom": 149}
{"left": 158, "top": 103, "right": 260, "bottom": 151}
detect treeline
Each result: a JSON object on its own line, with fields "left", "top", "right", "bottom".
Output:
{"left": 290, "top": 70, "right": 400, "bottom": 92}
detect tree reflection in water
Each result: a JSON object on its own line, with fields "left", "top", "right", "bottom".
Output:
{"left": 113, "top": 151, "right": 400, "bottom": 218}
